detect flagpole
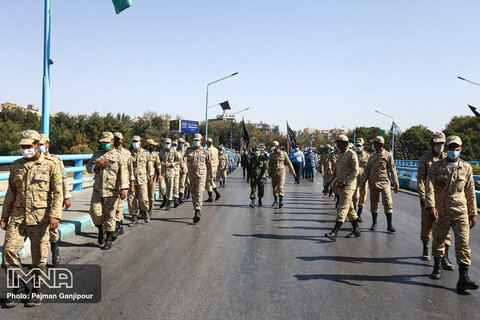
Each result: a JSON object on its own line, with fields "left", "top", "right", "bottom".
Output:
{"left": 286, "top": 121, "right": 290, "bottom": 153}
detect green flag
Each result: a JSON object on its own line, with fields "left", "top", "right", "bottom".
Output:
{"left": 380, "top": 130, "right": 385, "bottom": 137}
{"left": 112, "top": 0, "right": 133, "bottom": 14}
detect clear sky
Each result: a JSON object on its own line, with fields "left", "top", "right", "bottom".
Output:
{"left": 2, "top": 0, "right": 480, "bottom": 133}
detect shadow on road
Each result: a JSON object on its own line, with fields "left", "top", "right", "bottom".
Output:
{"left": 233, "top": 233, "right": 330, "bottom": 243}
{"left": 296, "top": 255, "right": 429, "bottom": 267}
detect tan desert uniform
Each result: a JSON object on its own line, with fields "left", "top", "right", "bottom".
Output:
{"left": 218, "top": 152, "right": 228, "bottom": 184}
{"left": 425, "top": 158, "right": 477, "bottom": 265}
{"left": 148, "top": 144, "right": 161, "bottom": 207}
{"left": 206, "top": 142, "right": 219, "bottom": 192}
{"left": 2, "top": 130, "right": 63, "bottom": 280}
{"left": 363, "top": 149, "right": 399, "bottom": 214}
{"left": 418, "top": 150, "right": 451, "bottom": 246}
{"left": 268, "top": 149, "right": 295, "bottom": 197}
{"left": 87, "top": 146, "right": 129, "bottom": 232}
{"left": 329, "top": 148, "right": 359, "bottom": 222}
{"left": 353, "top": 150, "right": 370, "bottom": 209}
{"left": 185, "top": 144, "right": 213, "bottom": 211}
{"left": 326, "top": 151, "right": 338, "bottom": 192}
{"left": 129, "top": 143, "right": 154, "bottom": 215}
{"left": 178, "top": 142, "right": 189, "bottom": 195}
{"left": 46, "top": 153, "right": 71, "bottom": 243}
{"left": 115, "top": 144, "right": 135, "bottom": 222}
{"left": 159, "top": 145, "right": 181, "bottom": 201}
{"left": 173, "top": 146, "right": 182, "bottom": 200}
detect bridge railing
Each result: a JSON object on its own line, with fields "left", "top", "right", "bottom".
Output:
{"left": 395, "top": 160, "right": 480, "bottom": 167}
{"left": 0, "top": 154, "right": 93, "bottom": 198}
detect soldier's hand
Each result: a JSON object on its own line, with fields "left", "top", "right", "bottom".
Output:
{"left": 148, "top": 178, "right": 153, "bottom": 187}
{"left": 129, "top": 184, "right": 135, "bottom": 194}
{"left": 210, "top": 178, "right": 214, "bottom": 185}
{"left": 49, "top": 217, "right": 59, "bottom": 230}
{"left": 429, "top": 207, "right": 439, "bottom": 222}
{"left": 94, "top": 159, "right": 105, "bottom": 171}
{"left": 182, "top": 168, "right": 186, "bottom": 174}
{"left": 120, "top": 189, "right": 127, "bottom": 200}
{"left": 338, "top": 182, "right": 346, "bottom": 189}
{"left": 262, "top": 175, "right": 266, "bottom": 180}
{"left": 420, "top": 199, "right": 425, "bottom": 207}
{"left": 64, "top": 198, "right": 72, "bottom": 210}
{"left": 0, "top": 218, "right": 8, "bottom": 230}
{"left": 469, "top": 216, "right": 477, "bottom": 229}
{"left": 394, "top": 186, "right": 399, "bottom": 193}
{"left": 103, "top": 160, "right": 111, "bottom": 167}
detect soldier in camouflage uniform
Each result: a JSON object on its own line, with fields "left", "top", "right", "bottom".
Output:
{"left": 352, "top": 138, "right": 370, "bottom": 222}
{"left": 362, "top": 136, "right": 399, "bottom": 233}
{"left": 177, "top": 138, "right": 188, "bottom": 203}
{"left": 268, "top": 141, "right": 296, "bottom": 208}
{"left": 183, "top": 141, "right": 192, "bottom": 200}
{"left": 39, "top": 134, "right": 71, "bottom": 266}
{"left": 248, "top": 146, "right": 268, "bottom": 207}
{"left": 113, "top": 132, "right": 135, "bottom": 238}
{"left": 146, "top": 139, "right": 161, "bottom": 214}
{"left": 425, "top": 135, "right": 478, "bottom": 293}
{"left": 417, "top": 132, "right": 452, "bottom": 267}
{"left": 218, "top": 146, "right": 229, "bottom": 188}
{"left": 325, "top": 135, "right": 360, "bottom": 241}
{"left": 1, "top": 130, "right": 63, "bottom": 307}
{"left": 171, "top": 139, "right": 182, "bottom": 208}
{"left": 129, "top": 136, "right": 154, "bottom": 222}
{"left": 184, "top": 134, "right": 213, "bottom": 223}
{"left": 159, "top": 138, "right": 181, "bottom": 211}
{"left": 205, "top": 138, "right": 221, "bottom": 202}
{"left": 87, "top": 132, "right": 128, "bottom": 250}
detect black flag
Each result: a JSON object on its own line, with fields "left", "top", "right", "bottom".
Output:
{"left": 286, "top": 121, "right": 298, "bottom": 152}
{"left": 220, "top": 101, "right": 231, "bottom": 111}
{"left": 468, "top": 104, "right": 480, "bottom": 117}
{"left": 241, "top": 118, "right": 250, "bottom": 150}
{"left": 229, "top": 120, "right": 234, "bottom": 148}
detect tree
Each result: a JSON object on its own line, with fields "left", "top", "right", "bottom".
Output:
{"left": 444, "top": 116, "right": 480, "bottom": 161}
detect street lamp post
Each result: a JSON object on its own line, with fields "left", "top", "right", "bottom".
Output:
{"left": 205, "top": 72, "right": 238, "bottom": 142}
{"left": 457, "top": 76, "right": 480, "bottom": 87}
{"left": 375, "top": 110, "right": 395, "bottom": 157}
{"left": 41, "top": 0, "right": 52, "bottom": 135}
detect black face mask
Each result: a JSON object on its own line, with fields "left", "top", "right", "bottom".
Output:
{"left": 114, "top": 140, "right": 121, "bottom": 147}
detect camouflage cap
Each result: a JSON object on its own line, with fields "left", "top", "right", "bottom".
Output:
{"left": 193, "top": 133, "right": 202, "bottom": 141}
{"left": 171, "top": 139, "right": 178, "bottom": 145}
{"left": 99, "top": 132, "right": 114, "bottom": 143}
{"left": 39, "top": 134, "right": 50, "bottom": 144}
{"left": 146, "top": 138, "right": 158, "bottom": 146}
{"left": 325, "top": 144, "right": 332, "bottom": 149}
{"left": 114, "top": 132, "right": 124, "bottom": 139}
{"left": 336, "top": 134, "right": 349, "bottom": 142}
{"left": 132, "top": 135, "right": 141, "bottom": 142}
{"left": 207, "top": 138, "right": 213, "bottom": 143}
{"left": 446, "top": 135, "right": 462, "bottom": 146}
{"left": 165, "top": 138, "right": 172, "bottom": 144}
{"left": 18, "top": 130, "right": 41, "bottom": 145}
{"left": 185, "top": 142, "right": 191, "bottom": 147}
{"left": 356, "top": 138, "right": 365, "bottom": 145}
{"left": 179, "top": 138, "right": 185, "bottom": 143}
{"left": 272, "top": 141, "right": 279, "bottom": 147}
{"left": 370, "top": 136, "right": 385, "bottom": 144}
{"left": 431, "top": 132, "right": 446, "bottom": 143}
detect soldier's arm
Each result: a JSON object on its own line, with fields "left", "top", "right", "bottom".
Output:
{"left": 119, "top": 156, "right": 129, "bottom": 190}
{"left": 58, "top": 158, "right": 72, "bottom": 199}
{"left": 362, "top": 158, "right": 371, "bottom": 184}
{"left": 388, "top": 154, "right": 400, "bottom": 189}
{"left": 268, "top": 157, "right": 272, "bottom": 176}
{"left": 417, "top": 155, "right": 428, "bottom": 201}
{"left": 344, "top": 153, "right": 359, "bottom": 185}
{"left": 262, "top": 158, "right": 268, "bottom": 177}
{"left": 465, "top": 165, "right": 477, "bottom": 216}
{"left": 128, "top": 156, "right": 135, "bottom": 182}
{"left": 147, "top": 154, "right": 154, "bottom": 178}
{"left": 206, "top": 150, "right": 213, "bottom": 178}
{"left": 86, "top": 152, "right": 100, "bottom": 174}
{"left": 1, "top": 166, "right": 17, "bottom": 220}
{"left": 49, "top": 163, "right": 64, "bottom": 220}
{"left": 424, "top": 167, "right": 436, "bottom": 209}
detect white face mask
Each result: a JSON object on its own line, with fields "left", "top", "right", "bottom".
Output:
{"left": 21, "top": 147, "right": 36, "bottom": 159}
{"left": 433, "top": 144, "right": 444, "bottom": 153}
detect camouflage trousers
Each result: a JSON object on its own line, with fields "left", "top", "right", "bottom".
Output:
{"left": 369, "top": 185, "right": 393, "bottom": 214}
{"left": 271, "top": 171, "right": 286, "bottom": 197}
{"left": 336, "top": 187, "right": 358, "bottom": 223}
{"left": 89, "top": 191, "right": 117, "bottom": 232}
{"left": 3, "top": 222, "right": 50, "bottom": 283}
{"left": 179, "top": 172, "right": 189, "bottom": 194}
{"left": 115, "top": 192, "right": 129, "bottom": 222}
{"left": 148, "top": 182, "right": 156, "bottom": 208}
{"left": 218, "top": 169, "right": 227, "bottom": 184}
{"left": 250, "top": 177, "right": 265, "bottom": 199}
{"left": 161, "top": 173, "right": 176, "bottom": 201}
{"left": 205, "top": 172, "right": 217, "bottom": 192}
{"left": 190, "top": 173, "right": 207, "bottom": 211}
{"left": 128, "top": 183, "right": 149, "bottom": 215}
{"left": 49, "top": 228, "right": 61, "bottom": 243}
{"left": 173, "top": 171, "right": 180, "bottom": 199}
{"left": 323, "top": 172, "right": 332, "bottom": 188}
{"left": 420, "top": 202, "right": 451, "bottom": 245}
{"left": 353, "top": 180, "right": 368, "bottom": 209}
{"left": 432, "top": 210, "right": 471, "bottom": 265}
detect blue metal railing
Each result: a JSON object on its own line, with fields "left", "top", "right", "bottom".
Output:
{"left": 395, "top": 160, "right": 480, "bottom": 167}
{"left": 0, "top": 154, "right": 93, "bottom": 198}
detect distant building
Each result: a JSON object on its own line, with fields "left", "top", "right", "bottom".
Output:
{"left": 1, "top": 102, "right": 23, "bottom": 110}
{"left": 252, "top": 121, "right": 279, "bottom": 134}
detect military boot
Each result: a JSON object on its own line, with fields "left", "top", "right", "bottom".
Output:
{"left": 117, "top": 221, "right": 124, "bottom": 235}
{"left": 205, "top": 192, "right": 213, "bottom": 202}
{"left": 148, "top": 206, "right": 153, "bottom": 217}
{"left": 442, "top": 244, "right": 455, "bottom": 270}
{"left": 346, "top": 219, "right": 361, "bottom": 238}
{"left": 174, "top": 198, "right": 179, "bottom": 208}
{"left": 25, "top": 287, "right": 42, "bottom": 307}
{"left": 258, "top": 197, "right": 263, "bottom": 207}
{"left": 130, "top": 215, "right": 138, "bottom": 226}
{"left": 272, "top": 196, "right": 278, "bottom": 207}
{"left": 369, "top": 212, "right": 378, "bottom": 231}
{"left": 160, "top": 196, "right": 168, "bottom": 208}
{"left": 334, "top": 195, "right": 340, "bottom": 208}
{"left": 328, "top": 188, "right": 334, "bottom": 197}
{"left": 457, "top": 264, "right": 479, "bottom": 293}
{"left": 4, "top": 279, "right": 29, "bottom": 308}
{"left": 144, "top": 211, "right": 150, "bottom": 223}
{"left": 96, "top": 225, "right": 105, "bottom": 245}
{"left": 249, "top": 198, "right": 255, "bottom": 208}
{"left": 325, "top": 221, "right": 343, "bottom": 241}
{"left": 422, "top": 242, "right": 430, "bottom": 261}
{"left": 179, "top": 193, "right": 184, "bottom": 204}
{"left": 185, "top": 190, "right": 191, "bottom": 200}
{"left": 430, "top": 257, "right": 442, "bottom": 280}
{"left": 279, "top": 196, "right": 284, "bottom": 208}
{"left": 214, "top": 188, "right": 221, "bottom": 201}
{"left": 385, "top": 212, "right": 396, "bottom": 232}
{"left": 193, "top": 209, "right": 201, "bottom": 224}
{"left": 357, "top": 207, "right": 363, "bottom": 222}
{"left": 165, "top": 201, "right": 171, "bottom": 211}
{"left": 101, "top": 232, "right": 114, "bottom": 250}
{"left": 51, "top": 241, "right": 61, "bottom": 266}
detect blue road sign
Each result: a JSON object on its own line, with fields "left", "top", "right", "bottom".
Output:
{"left": 181, "top": 120, "right": 199, "bottom": 134}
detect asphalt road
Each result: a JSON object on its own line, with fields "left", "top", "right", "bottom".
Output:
{"left": 1, "top": 171, "right": 479, "bottom": 319}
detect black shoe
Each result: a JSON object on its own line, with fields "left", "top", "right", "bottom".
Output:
{"left": 442, "top": 245, "right": 455, "bottom": 270}
{"left": 117, "top": 221, "right": 124, "bottom": 235}
{"left": 422, "top": 242, "right": 430, "bottom": 261}
{"left": 249, "top": 198, "right": 255, "bottom": 208}
{"left": 457, "top": 264, "right": 479, "bottom": 293}
{"left": 193, "top": 210, "right": 201, "bottom": 224}
{"left": 214, "top": 189, "right": 221, "bottom": 201}
{"left": 325, "top": 221, "right": 343, "bottom": 241}
{"left": 357, "top": 207, "right": 363, "bottom": 222}
{"left": 96, "top": 225, "right": 105, "bottom": 245}
{"left": 144, "top": 211, "right": 150, "bottom": 223}
{"left": 346, "top": 219, "right": 361, "bottom": 238}
{"left": 4, "top": 280, "right": 29, "bottom": 308}
{"left": 334, "top": 195, "right": 340, "bottom": 208}
{"left": 174, "top": 198, "right": 179, "bottom": 208}
{"left": 279, "top": 196, "right": 283, "bottom": 208}
{"left": 130, "top": 215, "right": 138, "bottom": 226}
{"left": 160, "top": 197, "right": 168, "bottom": 208}
{"left": 185, "top": 191, "right": 191, "bottom": 200}
{"left": 101, "top": 232, "right": 114, "bottom": 250}
{"left": 205, "top": 192, "right": 213, "bottom": 202}
{"left": 51, "top": 242, "right": 61, "bottom": 266}
{"left": 165, "top": 201, "right": 171, "bottom": 211}
{"left": 179, "top": 193, "right": 184, "bottom": 204}
{"left": 258, "top": 198, "right": 263, "bottom": 206}
{"left": 272, "top": 196, "right": 278, "bottom": 206}
{"left": 25, "top": 288, "right": 42, "bottom": 307}
{"left": 430, "top": 257, "right": 442, "bottom": 280}
{"left": 369, "top": 212, "right": 378, "bottom": 231}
